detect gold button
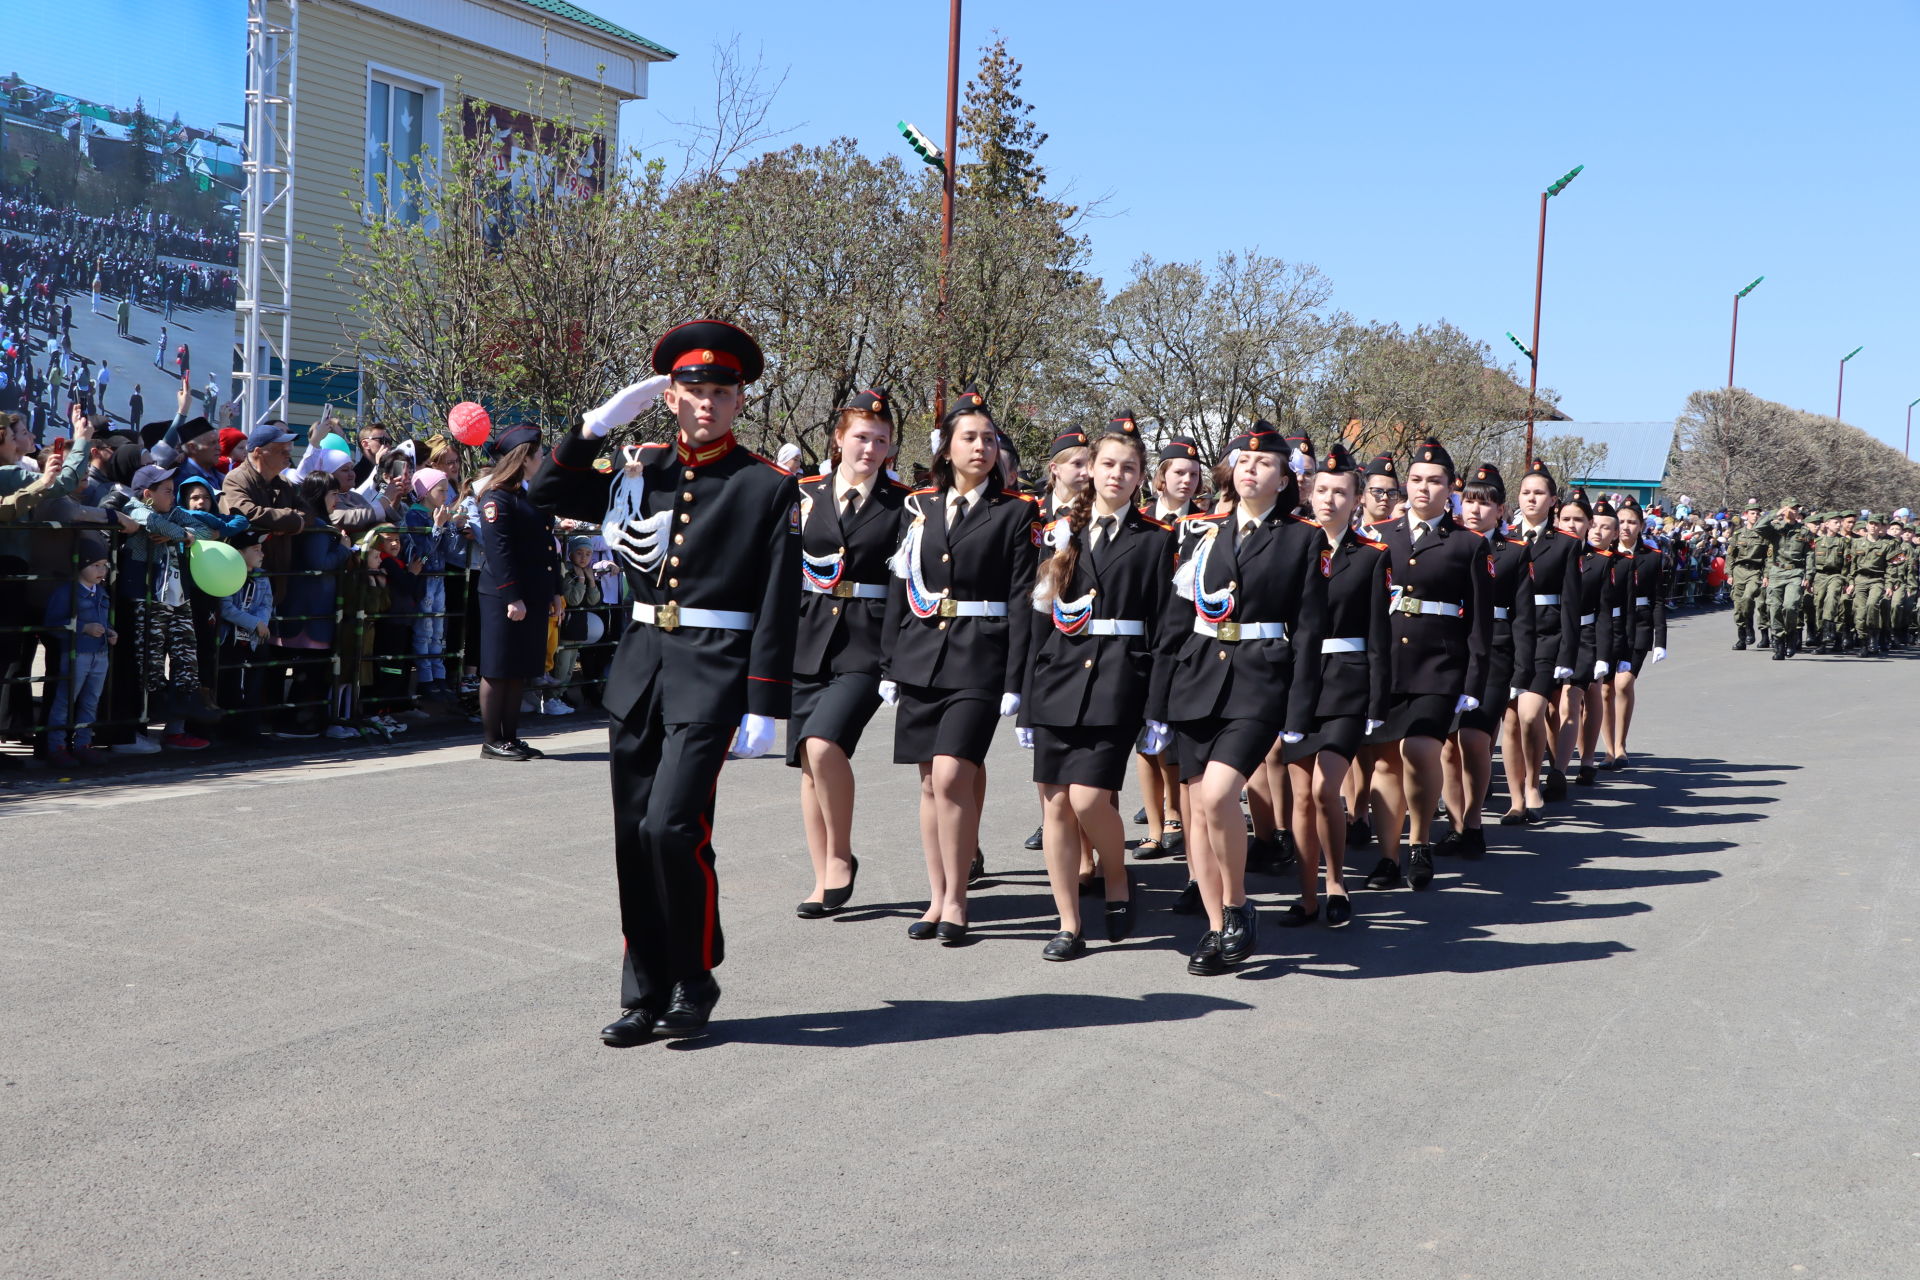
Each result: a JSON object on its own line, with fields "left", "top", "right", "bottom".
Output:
{"left": 1409, "top": 557, "right": 1418, "bottom": 565}
{"left": 668, "top": 578, "right": 679, "bottom": 587}
{"left": 831, "top": 606, "right": 840, "bottom": 616}
{"left": 673, "top": 534, "right": 684, "bottom": 545}
{"left": 669, "top": 556, "right": 680, "bottom": 567}
{"left": 938, "top": 620, "right": 948, "bottom": 631}
{"left": 683, "top": 469, "right": 695, "bottom": 480}
{"left": 682, "top": 491, "right": 693, "bottom": 501}
{"left": 1089, "top": 588, "right": 1099, "bottom": 597}
{"left": 941, "top": 553, "right": 951, "bottom": 563}
{"left": 679, "top": 513, "right": 690, "bottom": 524}
{"left": 1218, "top": 650, "right": 1227, "bottom": 660}
{"left": 1083, "top": 658, "right": 1093, "bottom": 668}
{"left": 1400, "top": 636, "right": 1409, "bottom": 644}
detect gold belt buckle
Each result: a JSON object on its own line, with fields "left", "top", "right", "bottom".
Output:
{"left": 831, "top": 580, "right": 855, "bottom": 599}
{"left": 937, "top": 597, "right": 958, "bottom": 618}
{"left": 655, "top": 602, "right": 680, "bottom": 631}
{"left": 1216, "top": 621, "right": 1240, "bottom": 642}
{"left": 1397, "top": 596, "right": 1420, "bottom": 616}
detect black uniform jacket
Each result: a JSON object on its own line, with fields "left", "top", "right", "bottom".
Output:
{"left": 1570, "top": 545, "right": 1619, "bottom": 674}
{"left": 1519, "top": 524, "right": 1582, "bottom": 678}
{"left": 881, "top": 483, "right": 1039, "bottom": 694}
{"left": 1311, "top": 527, "right": 1391, "bottom": 724}
{"left": 1162, "top": 508, "right": 1326, "bottom": 729}
{"left": 1378, "top": 511, "right": 1496, "bottom": 700}
{"left": 1607, "top": 550, "right": 1637, "bottom": 661}
{"left": 1486, "top": 531, "right": 1537, "bottom": 700}
{"left": 793, "top": 473, "right": 909, "bottom": 677}
{"left": 475, "top": 484, "right": 560, "bottom": 605}
{"left": 527, "top": 428, "right": 800, "bottom": 726}
{"left": 1630, "top": 543, "right": 1668, "bottom": 652}
{"left": 1021, "top": 507, "right": 1178, "bottom": 728}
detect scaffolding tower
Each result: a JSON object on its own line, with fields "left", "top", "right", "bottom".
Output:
{"left": 237, "top": 0, "right": 298, "bottom": 424}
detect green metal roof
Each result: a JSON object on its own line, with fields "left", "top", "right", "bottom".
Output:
{"left": 510, "top": 0, "right": 676, "bottom": 59}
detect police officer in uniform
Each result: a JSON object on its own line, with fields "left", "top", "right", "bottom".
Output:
{"left": 475, "top": 423, "right": 563, "bottom": 760}
{"left": 526, "top": 320, "right": 800, "bottom": 1045}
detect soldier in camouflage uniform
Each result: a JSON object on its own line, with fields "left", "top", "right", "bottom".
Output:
{"left": 1725, "top": 499, "right": 1772, "bottom": 650}
{"left": 1847, "top": 513, "right": 1895, "bottom": 655}
{"left": 1808, "top": 513, "right": 1850, "bottom": 653}
{"left": 1760, "top": 500, "right": 1815, "bottom": 660}
{"left": 1891, "top": 523, "right": 1915, "bottom": 646}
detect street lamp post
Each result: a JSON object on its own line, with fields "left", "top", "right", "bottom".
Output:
{"left": 1837, "top": 346, "right": 1863, "bottom": 421}
{"left": 895, "top": 2, "right": 964, "bottom": 423}
{"left": 1906, "top": 396, "right": 1919, "bottom": 460}
{"left": 1524, "top": 164, "right": 1583, "bottom": 469}
{"left": 1727, "top": 276, "right": 1763, "bottom": 389}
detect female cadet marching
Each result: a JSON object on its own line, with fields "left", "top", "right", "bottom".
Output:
{"left": 526, "top": 320, "right": 799, "bottom": 1047}
{"left": 474, "top": 423, "right": 563, "bottom": 761}
{"left": 1602, "top": 496, "right": 1667, "bottom": 770}
{"left": 880, "top": 393, "right": 1039, "bottom": 945}
{"left": 789, "top": 390, "right": 908, "bottom": 918}
{"left": 1510, "top": 462, "right": 1582, "bottom": 814}
{"left": 1018, "top": 425, "right": 1097, "bottom": 855}
{"left": 1440, "top": 462, "right": 1534, "bottom": 846}
{"left": 1550, "top": 493, "right": 1617, "bottom": 788}
{"left": 1132, "top": 435, "right": 1204, "bottom": 862}
{"left": 1022, "top": 425, "right": 1175, "bottom": 961}
{"left": 1359, "top": 436, "right": 1495, "bottom": 895}
{"left": 1162, "top": 426, "right": 1326, "bottom": 976}
{"left": 1278, "top": 441, "right": 1387, "bottom": 928}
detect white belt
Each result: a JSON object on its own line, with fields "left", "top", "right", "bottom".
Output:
{"left": 1195, "top": 619, "right": 1288, "bottom": 642}
{"left": 1611, "top": 606, "right": 1622, "bottom": 617}
{"left": 1084, "top": 619, "right": 1145, "bottom": 636}
{"left": 804, "top": 580, "right": 888, "bottom": 599}
{"left": 930, "top": 599, "right": 1007, "bottom": 618}
{"left": 1534, "top": 593, "right": 1562, "bottom": 606}
{"left": 1635, "top": 595, "right": 1651, "bottom": 607}
{"left": 632, "top": 602, "right": 754, "bottom": 631}
{"left": 1395, "top": 597, "right": 1465, "bottom": 618}
{"left": 1493, "top": 607, "right": 1510, "bottom": 620}
{"left": 1579, "top": 612, "right": 1597, "bottom": 626}
{"left": 1321, "top": 636, "right": 1366, "bottom": 653}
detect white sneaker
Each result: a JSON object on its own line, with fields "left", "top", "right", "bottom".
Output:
{"left": 374, "top": 715, "right": 408, "bottom": 734}
{"left": 323, "top": 724, "right": 359, "bottom": 740}
{"left": 541, "top": 699, "right": 575, "bottom": 716}
{"left": 112, "top": 734, "right": 162, "bottom": 755}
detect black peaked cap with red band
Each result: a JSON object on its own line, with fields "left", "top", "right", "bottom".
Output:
{"left": 843, "top": 387, "right": 893, "bottom": 418}
{"left": 1228, "top": 421, "right": 1286, "bottom": 455}
{"left": 490, "top": 422, "right": 541, "bottom": 459}
{"left": 1049, "top": 428, "right": 1090, "bottom": 458}
{"left": 651, "top": 319, "right": 764, "bottom": 386}
{"left": 1363, "top": 451, "right": 1397, "bottom": 479}
{"left": 1108, "top": 409, "right": 1139, "bottom": 434}
{"left": 1159, "top": 436, "right": 1200, "bottom": 463}
{"left": 1322, "top": 442, "right": 1358, "bottom": 475}
{"left": 1412, "top": 435, "right": 1454, "bottom": 472}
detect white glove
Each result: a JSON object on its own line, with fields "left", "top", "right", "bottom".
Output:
{"left": 1454, "top": 695, "right": 1480, "bottom": 713}
{"left": 582, "top": 374, "right": 671, "bottom": 439}
{"left": 1142, "top": 720, "right": 1171, "bottom": 755}
{"left": 1015, "top": 726, "right": 1034, "bottom": 749}
{"left": 877, "top": 680, "right": 898, "bottom": 706}
{"left": 604, "top": 510, "right": 672, "bottom": 573}
{"left": 1279, "top": 731, "right": 1305, "bottom": 745}
{"left": 1650, "top": 646, "right": 1668, "bottom": 664}
{"left": 1365, "top": 719, "right": 1384, "bottom": 735}
{"left": 1508, "top": 687, "right": 1521, "bottom": 701}
{"left": 730, "top": 713, "right": 775, "bottom": 759}
{"left": 1617, "top": 660, "right": 1633, "bottom": 673}
{"left": 999, "top": 692, "right": 1021, "bottom": 717}
{"left": 1553, "top": 666, "right": 1574, "bottom": 680}
{"left": 1592, "top": 661, "right": 1609, "bottom": 681}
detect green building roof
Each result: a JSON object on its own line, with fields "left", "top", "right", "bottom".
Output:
{"left": 510, "top": 0, "right": 677, "bottom": 59}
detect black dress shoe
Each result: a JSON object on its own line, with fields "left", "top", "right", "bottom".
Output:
{"left": 1187, "top": 930, "right": 1227, "bottom": 976}
{"left": 509, "top": 738, "right": 546, "bottom": 760}
{"left": 652, "top": 974, "right": 721, "bottom": 1039}
{"left": 1170, "top": 880, "right": 1203, "bottom": 915}
{"left": 1432, "top": 830, "right": 1464, "bottom": 856}
{"left": 1022, "top": 826, "right": 1044, "bottom": 851}
{"left": 1276, "top": 901, "right": 1320, "bottom": 927}
{"left": 1132, "top": 806, "right": 1149, "bottom": 825}
{"left": 1042, "top": 931, "right": 1085, "bottom": 961}
{"left": 820, "top": 855, "right": 859, "bottom": 911}
{"left": 907, "top": 920, "right": 939, "bottom": 940}
{"left": 795, "top": 899, "right": 828, "bottom": 919}
{"left": 1274, "top": 830, "right": 1300, "bottom": 869}
{"left": 1162, "top": 827, "right": 1186, "bottom": 856}
{"left": 1103, "top": 899, "right": 1135, "bottom": 943}
{"left": 1407, "top": 844, "right": 1435, "bottom": 890}
{"left": 1458, "top": 828, "right": 1486, "bottom": 859}
{"left": 1364, "top": 857, "right": 1403, "bottom": 890}
{"left": 480, "top": 740, "right": 529, "bottom": 761}
{"left": 1575, "top": 764, "right": 1599, "bottom": 785}
{"left": 1543, "top": 768, "right": 1568, "bottom": 801}
{"left": 1606, "top": 756, "right": 1628, "bottom": 772}
{"left": 970, "top": 848, "right": 986, "bottom": 881}
{"left": 1347, "top": 818, "right": 1374, "bottom": 847}
{"left": 1498, "top": 809, "right": 1527, "bottom": 827}
{"left": 600, "top": 1005, "right": 662, "bottom": 1046}
{"left": 1133, "top": 837, "right": 1175, "bottom": 860}
{"left": 936, "top": 921, "right": 969, "bottom": 945}
{"left": 1324, "top": 894, "right": 1353, "bottom": 928}
{"left": 1523, "top": 807, "right": 1545, "bottom": 825}
{"left": 1219, "top": 901, "right": 1257, "bottom": 964}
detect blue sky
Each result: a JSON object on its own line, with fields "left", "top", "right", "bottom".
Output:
{"left": 8, "top": 1, "right": 245, "bottom": 134}
{"left": 601, "top": 0, "right": 1920, "bottom": 450}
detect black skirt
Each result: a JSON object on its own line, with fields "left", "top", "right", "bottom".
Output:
{"left": 893, "top": 684, "right": 999, "bottom": 765}
{"left": 1456, "top": 681, "right": 1514, "bottom": 735}
{"left": 1174, "top": 715, "right": 1280, "bottom": 783}
{"left": 786, "top": 670, "right": 882, "bottom": 767}
{"left": 1031, "top": 722, "right": 1134, "bottom": 790}
{"left": 1365, "top": 692, "right": 1456, "bottom": 744}
{"left": 1521, "top": 667, "right": 1559, "bottom": 698}
{"left": 1284, "top": 714, "right": 1364, "bottom": 765}
{"left": 477, "top": 594, "right": 548, "bottom": 680}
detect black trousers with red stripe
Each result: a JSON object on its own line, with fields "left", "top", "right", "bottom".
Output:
{"left": 610, "top": 677, "right": 732, "bottom": 1011}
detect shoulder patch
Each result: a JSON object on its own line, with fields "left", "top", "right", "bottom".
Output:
{"left": 481, "top": 498, "right": 500, "bottom": 523}
{"left": 1319, "top": 548, "right": 1333, "bottom": 578}
{"left": 1008, "top": 491, "right": 1041, "bottom": 506}
{"left": 1177, "top": 511, "right": 1219, "bottom": 524}
{"left": 1290, "top": 514, "right": 1322, "bottom": 528}
{"left": 909, "top": 486, "right": 938, "bottom": 497}
{"left": 745, "top": 449, "right": 793, "bottom": 476}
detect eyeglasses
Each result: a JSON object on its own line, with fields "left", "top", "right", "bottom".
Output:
{"left": 1364, "top": 487, "right": 1395, "bottom": 499}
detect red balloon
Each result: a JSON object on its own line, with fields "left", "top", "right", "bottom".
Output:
{"left": 448, "top": 401, "right": 491, "bottom": 447}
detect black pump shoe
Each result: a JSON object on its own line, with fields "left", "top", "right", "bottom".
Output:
{"left": 970, "top": 848, "right": 987, "bottom": 882}
{"left": 820, "top": 856, "right": 859, "bottom": 911}
{"left": 795, "top": 899, "right": 827, "bottom": 919}
{"left": 907, "top": 920, "right": 939, "bottom": 940}
{"left": 1276, "top": 901, "right": 1320, "bottom": 927}
{"left": 936, "top": 921, "right": 969, "bottom": 945}
{"left": 1324, "top": 894, "right": 1353, "bottom": 928}
{"left": 1364, "top": 857, "right": 1403, "bottom": 890}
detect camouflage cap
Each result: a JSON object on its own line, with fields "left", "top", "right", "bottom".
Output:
{"left": 1744, "top": 499, "right": 1763, "bottom": 511}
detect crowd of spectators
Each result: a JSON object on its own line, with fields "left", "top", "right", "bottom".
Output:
{"left": 0, "top": 404, "right": 620, "bottom": 772}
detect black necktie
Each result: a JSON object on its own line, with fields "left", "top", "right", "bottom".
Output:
{"left": 948, "top": 497, "right": 967, "bottom": 533}
{"left": 1091, "top": 515, "right": 1116, "bottom": 568}
{"left": 843, "top": 490, "right": 859, "bottom": 520}
{"left": 1525, "top": 528, "right": 1538, "bottom": 546}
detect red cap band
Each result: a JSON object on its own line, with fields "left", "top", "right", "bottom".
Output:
{"left": 672, "top": 347, "right": 743, "bottom": 374}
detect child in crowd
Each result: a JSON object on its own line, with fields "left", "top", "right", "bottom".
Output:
{"left": 216, "top": 532, "right": 274, "bottom": 742}
{"left": 118, "top": 463, "right": 207, "bottom": 750}
{"left": 343, "top": 524, "right": 417, "bottom": 736}
{"left": 42, "top": 535, "right": 115, "bottom": 766}
{"left": 544, "top": 536, "right": 604, "bottom": 715}
{"left": 402, "top": 467, "right": 462, "bottom": 696}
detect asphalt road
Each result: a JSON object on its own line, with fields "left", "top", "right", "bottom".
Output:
{"left": 4, "top": 611, "right": 1917, "bottom": 1280}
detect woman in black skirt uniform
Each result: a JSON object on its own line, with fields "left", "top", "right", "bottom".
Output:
{"left": 1510, "top": 463, "right": 1583, "bottom": 810}
{"left": 1162, "top": 427, "right": 1326, "bottom": 975}
{"left": 880, "top": 398, "right": 1039, "bottom": 943}
{"left": 789, "top": 391, "right": 909, "bottom": 918}
{"left": 1549, "top": 495, "right": 1617, "bottom": 786}
{"left": 1134, "top": 435, "right": 1205, "bottom": 859}
{"left": 474, "top": 425, "right": 562, "bottom": 761}
{"left": 1023, "top": 428, "right": 1174, "bottom": 960}
{"left": 1359, "top": 437, "right": 1495, "bottom": 893}
{"left": 1278, "top": 442, "right": 1387, "bottom": 928}
{"left": 1440, "top": 462, "right": 1535, "bottom": 845}
{"left": 1603, "top": 498, "right": 1668, "bottom": 769}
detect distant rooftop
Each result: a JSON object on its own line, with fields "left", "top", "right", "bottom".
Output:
{"left": 510, "top": 0, "right": 677, "bottom": 59}
{"left": 1538, "top": 421, "right": 1676, "bottom": 486}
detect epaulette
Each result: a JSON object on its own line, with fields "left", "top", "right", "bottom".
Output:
{"left": 1289, "top": 514, "right": 1322, "bottom": 528}
{"left": 1008, "top": 491, "right": 1041, "bottom": 505}
{"left": 1358, "top": 536, "right": 1387, "bottom": 551}
{"left": 1137, "top": 513, "right": 1171, "bottom": 531}
{"left": 909, "top": 486, "right": 938, "bottom": 496}
{"left": 885, "top": 477, "right": 911, "bottom": 490}
{"left": 745, "top": 449, "right": 793, "bottom": 476}
{"left": 1177, "top": 510, "right": 1220, "bottom": 523}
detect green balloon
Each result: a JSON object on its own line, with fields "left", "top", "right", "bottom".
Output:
{"left": 319, "top": 433, "right": 351, "bottom": 455}
{"left": 189, "top": 539, "right": 248, "bottom": 598}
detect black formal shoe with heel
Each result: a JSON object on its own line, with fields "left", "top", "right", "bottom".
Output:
{"left": 970, "top": 848, "right": 987, "bottom": 881}
{"left": 1187, "top": 930, "right": 1227, "bottom": 976}
{"left": 600, "top": 1005, "right": 663, "bottom": 1047}
{"left": 1219, "top": 902, "right": 1258, "bottom": 964}
{"left": 1498, "top": 809, "right": 1526, "bottom": 827}
{"left": 1407, "top": 844, "right": 1435, "bottom": 890}
{"left": 510, "top": 738, "right": 546, "bottom": 760}
{"left": 1324, "top": 894, "right": 1353, "bottom": 928}
{"left": 907, "top": 920, "right": 939, "bottom": 940}
{"left": 1276, "top": 901, "right": 1320, "bottom": 928}
{"left": 936, "top": 921, "right": 969, "bottom": 945}
{"left": 1347, "top": 818, "right": 1374, "bottom": 847}
{"left": 480, "top": 741, "right": 529, "bottom": 762}
{"left": 651, "top": 974, "right": 720, "bottom": 1039}
{"left": 795, "top": 899, "right": 827, "bottom": 920}
{"left": 820, "top": 855, "right": 859, "bottom": 911}
{"left": 1575, "top": 764, "right": 1598, "bottom": 786}
{"left": 1104, "top": 899, "right": 1135, "bottom": 943}
{"left": 1364, "top": 857, "right": 1403, "bottom": 890}
{"left": 1042, "top": 931, "right": 1085, "bottom": 962}
{"left": 1170, "top": 880, "right": 1203, "bottom": 915}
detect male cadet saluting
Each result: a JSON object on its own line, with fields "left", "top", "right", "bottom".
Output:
{"left": 1725, "top": 499, "right": 1771, "bottom": 651}
{"left": 527, "top": 320, "right": 800, "bottom": 1045}
{"left": 1759, "top": 498, "right": 1815, "bottom": 660}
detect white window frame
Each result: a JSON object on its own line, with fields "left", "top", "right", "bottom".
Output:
{"left": 365, "top": 63, "right": 444, "bottom": 224}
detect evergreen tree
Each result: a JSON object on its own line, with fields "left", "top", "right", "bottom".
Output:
{"left": 125, "top": 98, "right": 156, "bottom": 202}
{"left": 959, "top": 37, "right": 1050, "bottom": 205}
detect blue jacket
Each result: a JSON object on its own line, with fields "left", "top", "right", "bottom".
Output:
{"left": 43, "top": 580, "right": 111, "bottom": 655}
